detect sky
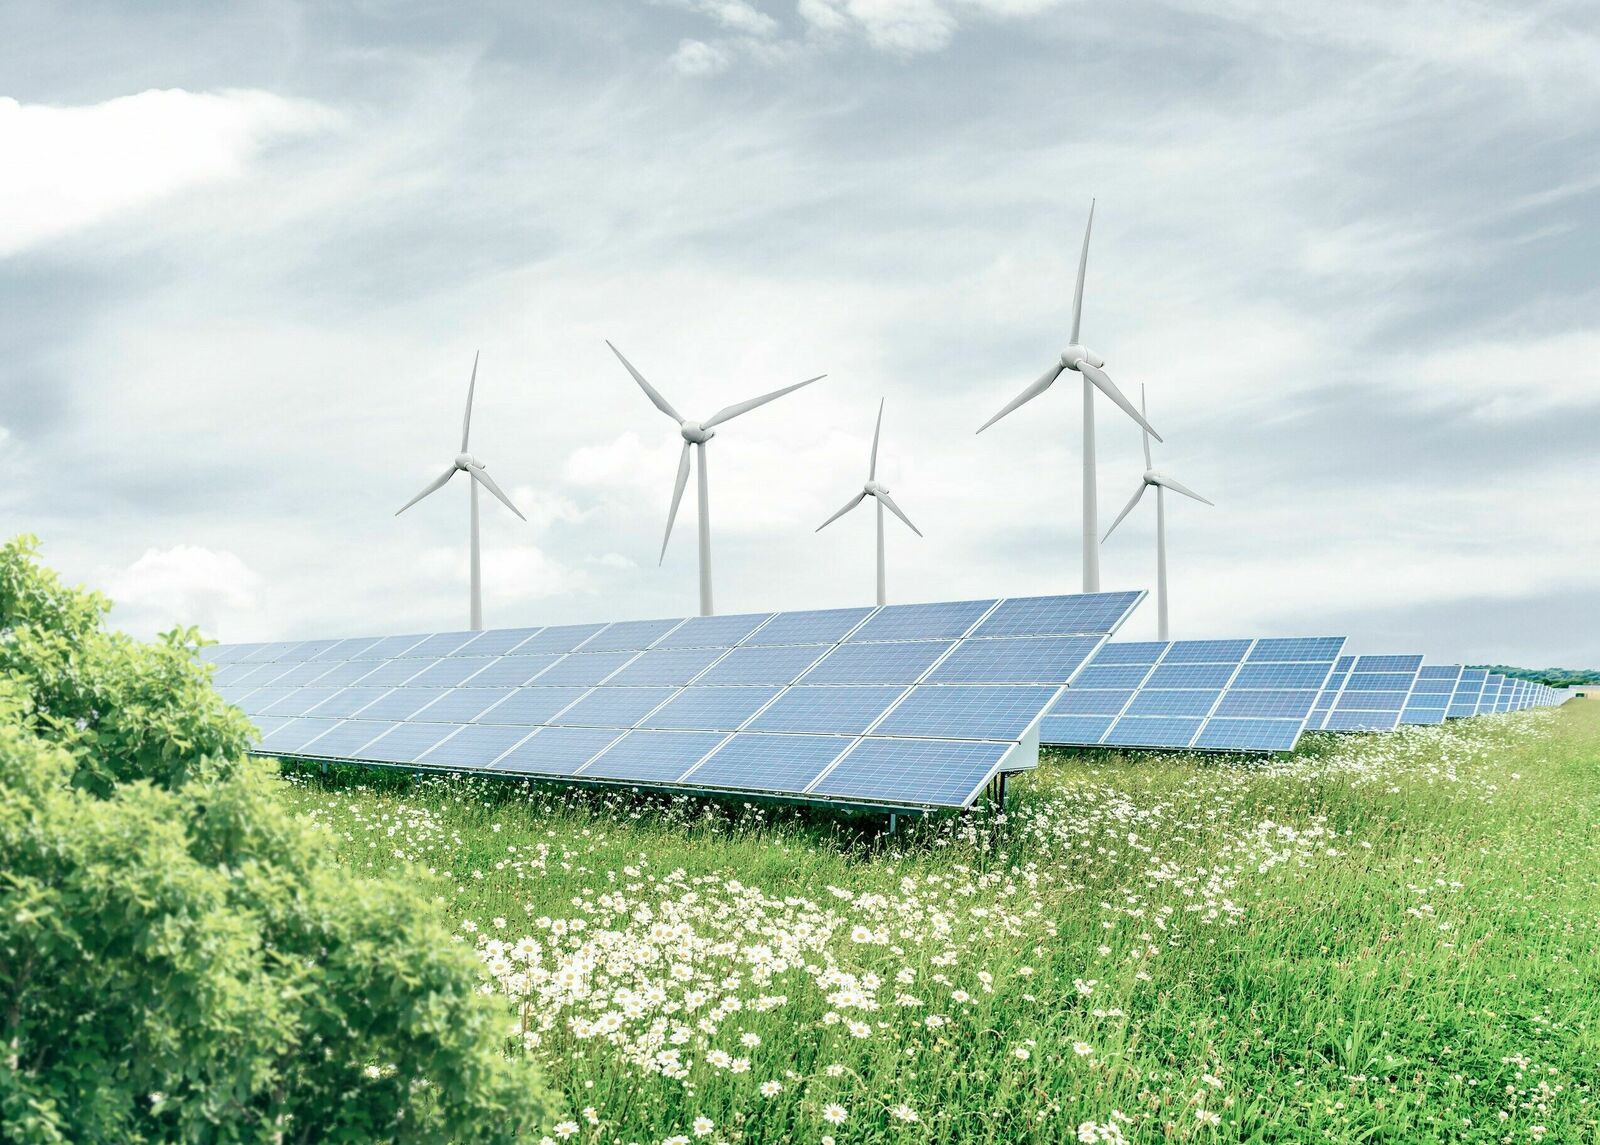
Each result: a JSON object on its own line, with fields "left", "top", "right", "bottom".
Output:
{"left": 2, "top": 0, "right": 1598, "bottom": 668}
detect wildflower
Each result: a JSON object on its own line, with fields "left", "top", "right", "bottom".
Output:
{"left": 891, "top": 1103, "right": 919, "bottom": 1122}
{"left": 760, "top": 1080, "right": 783, "bottom": 1097}
{"left": 822, "top": 1103, "right": 848, "bottom": 1125}
{"left": 740, "top": 1032, "right": 761, "bottom": 1048}
{"left": 692, "top": 1116, "right": 715, "bottom": 1137}
{"left": 1014, "top": 1046, "right": 1031, "bottom": 1061}
{"left": 825, "top": 1063, "right": 846, "bottom": 1077}
{"left": 553, "top": 1121, "right": 579, "bottom": 1139}
{"left": 1073, "top": 1041, "right": 1094, "bottom": 1057}
{"left": 1195, "top": 1109, "right": 1221, "bottom": 1126}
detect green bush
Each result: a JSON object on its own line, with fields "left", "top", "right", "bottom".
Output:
{"left": 0, "top": 537, "right": 556, "bottom": 1142}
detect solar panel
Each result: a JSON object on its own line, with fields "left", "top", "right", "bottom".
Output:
{"left": 1039, "top": 636, "right": 1345, "bottom": 753}
{"left": 1400, "top": 665, "right": 1462, "bottom": 726}
{"left": 1308, "top": 655, "right": 1356, "bottom": 730}
{"left": 1323, "top": 655, "right": 1423, "bottom": 731}
{"left": 220, "top": 589, "right": 1145, "bottom": 811}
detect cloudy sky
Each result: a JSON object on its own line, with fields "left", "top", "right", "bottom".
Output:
{"left": 3, "top": 0, "right": 1598, "bottom": 667}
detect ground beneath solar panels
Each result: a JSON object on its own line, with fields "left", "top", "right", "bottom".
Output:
{"left": 271, "top": 703, "right": 1600, "bottom": 1144}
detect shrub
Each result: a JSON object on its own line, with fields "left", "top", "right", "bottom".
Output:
{"left": 0, "top": 537, "right": 556, "bottom": 1142}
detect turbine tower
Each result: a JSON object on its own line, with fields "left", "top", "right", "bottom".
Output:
{"left": 607, "top": 341, "right": 824, "bottom": 616}
{"left": 395, "top": 352, "right": 528, "bottom": 631}
{"left": 977, "top": 200, "right": 1161, "bottom": 592}
{"left": 815, "top": 398, "right": 922, "bottom": 606}
{"left": 1102, "top": 385, "right": 1212, "bottom": 640}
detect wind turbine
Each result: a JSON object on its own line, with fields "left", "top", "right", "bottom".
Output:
{"left": 395, "top": 352, "right": 527, "bottom": 632}
{"left": 1102, "top": 385, "right": 1212, "bottom": 641}
{"left": 977, "top": 200, "right": 1161, "bottom": 592}
{"left": 815, "top": 398, "right": 922, "bottom": 606}
{"left": 607, "top": 341, "right": 824, "bottom": 616}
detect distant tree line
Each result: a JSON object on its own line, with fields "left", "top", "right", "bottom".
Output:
{"left": 1469, "top": 664, "right": 1600, "bottom": 688}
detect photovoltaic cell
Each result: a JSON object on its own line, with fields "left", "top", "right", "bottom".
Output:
{"left": 579, "top": 618, "right": 683, "bottom": 653}
{"left": 845, "top": 599, "right": 994, "bottom": 643}
{"left": 412, "top": 688, "right": 513, "bottom": 724}
{"left": 746, "top": 686, "right": 907, "bottom": 735}
{"left": 684, "top": 734, "right": 852, "bottom": 792}
{"left": 970, "top": 592, "right": 1144, "bottom": 638}
{"left": 740, "top": 606, "right": 874, "bottom": 647}
{"left": 300, "top": 719, "right": 395, "bottom": 757}
{"left": 406, "top": 657, "right": 496, "bottom": 688}
{"left": 580, "top": 730, "right": 727, "bottom": 782}
{"left": 652, "top": 613, "right": 772, "bottom": 649}
{"left": 695, "top": 644, "right": 830, "bottom": 686}
{"left": 307, "top": 686, "right": 395, "bottom": 719}
{"left": 533, "top": 651, "right": 638, "bottom": 686}
{"left": 809, "top": 739, "right": 1010, "bottom": 807}
{"left": 456, "top": 628, "right": 545, "bottom": 656}
{"left": 1124, "top": 689, "right": 1220, "bottom": 718}
{"left": 1049, "top": 688, "right": 1135, "bottom": 715}
{"left": 353, "top": 635, "right": 429, "bottom": 660}
{"left": 512, "top": 624, "right": 606, "bottom": 655}
{"left": 360, "top": 722, "right": 460, "bottom": 763}
{"left": 260, "top": 686, "right": 343, "bottom": 717}
{"left": 871, "top": 685, "right": 1059, "bottom": 741}
{"left": 351, "top": 688, "right": 432, "bottom": 721}
{"left": 460, "top": 655, "right": 564, "bottom": 687}
{"left": 340, "top": 659, "right": 423, "bottom": 687}
{"left": 405, "top": 632, "right": 480, "bottom": 658}
{"left": 636, "top": 687, "right": 783, "bottom": 731}
{"left": 420, "top": 724, "right": 531, "bottom": 768}
{"left": 548, "top": 687, "right": 678, "bottom": 728}
{"left": 259, "top": 717, "right": 340, "bottom": 754}
{"left": 606, "top": 647, "right": 727, "bottom": 686}
{"left": 474, "top": 687, "right": 589, "bottom": 725}
{"left": 1193, "top": 718, "right": 1301, "bottom": 751}
{"left": 924, "top": 636, "right": 1100, "bottom": 684}
{"left": 802, "top": 641, "right": 953, "bottom": 684}
{"left": 1104, "top": 716, "right": 1203, "bottom": 748}
{"left": 491, "top": 727, "right": 624, "bottom": 776}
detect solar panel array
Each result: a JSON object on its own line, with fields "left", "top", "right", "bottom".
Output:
{"left": 1038, "top": 637, "right": 1346, "bottom": 753}
{"left": 1399, "top": 664, "right": 1464, "bottom": 725}
{"left": 208, "top": 591, "right": 1143, "bottom": 811}
{"left": 1315, "top": 654, "right": 1424, "bottom": 731}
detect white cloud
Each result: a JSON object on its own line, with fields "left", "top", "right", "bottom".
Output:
{"left": 1399, "top": 329, "right": 1600, "bottom": 418}
{"left": 105, "top": 545, "right": 261, "bottom": 639}
{"left": 670, "top": 38, "right": 733, "bottom": 75}
{"left": 419, "top": 544, "right": 592, "bottom": 602}
{"left": 798, "top": 0, "right": 958, "bottom": 54}
{"left": 511, "top": 486, "right": 592, "bottom": 531}
{"left": 0, "top": 88, "right": 336, "bottom": 257}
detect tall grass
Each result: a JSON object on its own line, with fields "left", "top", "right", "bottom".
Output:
{"left": 275, "top": 703, "right": 1600, "bottom": 1143}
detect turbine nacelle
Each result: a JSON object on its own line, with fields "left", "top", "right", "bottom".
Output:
{"left": 1059, "top": 344, "right": 1105, "bottom": 371}
{"left": 679, "top": 421, "right": 716, "bottom": 444}
{"left": 864, "top": 479, "right": 889, "bottom": 497}
{"left": 455, "top": 452, "right": 478, "bottom": 470}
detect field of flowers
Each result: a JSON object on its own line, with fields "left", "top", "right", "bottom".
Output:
{"left": 275, "top": 701, "right": 1600, "bottom": 1144}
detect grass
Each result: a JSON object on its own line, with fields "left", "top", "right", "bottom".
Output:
{"left": 273, "top": 703, "right": 1600, "bottom": 1144}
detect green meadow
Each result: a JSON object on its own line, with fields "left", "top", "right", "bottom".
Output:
{"left": 274, "top": 701, "right": 1600, "bottom": 1144}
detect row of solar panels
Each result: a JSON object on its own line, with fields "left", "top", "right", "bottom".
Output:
{"left": 208, "top": 592, "right": 1145, "bottom": 811}
{"left": 1040, "top": 641, "right": 1562, "bottom": 754}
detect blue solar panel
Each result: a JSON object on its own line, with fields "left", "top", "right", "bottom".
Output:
{"left": 606, "top": 647, "right": 726, "bottom": 686}
{"left": 460, "top": 655, "right": 564, "bottom": 687}
{"left": 456, "top": 628, "right": 545, "bottom": 656}
{"left": 349, "top": 659, "right": 429, "bottom": 687}
{"left": 406, "top": 657, "right": 496, "bottom": 688}
{"left": 349, "top": 688, "right": 432, "bottom": 720}
{"left": 1212, "top": 690, "right": 1320, "bottom": 719}
{"left": 1193, "top": 718, "right": 1301, "bottom": 751}
{"left": 1323, "top": 710, "right": 1401, "bottom": 732}
{"left": 579, "top": 618, "right": 683, "bottom": 653}
{"left": 1230, "top": 663, "right": 1334, "bottom": 690}
{"left": 1343, "top": 672, "right": 1416, "bottom": 692}
{"left": 802, "top": 641, "right": 953, "bottom": 684}
{"left": 300, "top": 719, "right": 394, "bottom": 757}
{"left": 533, "top": 651, "right": 638, "bottom": 686}
{"left": 1048, "top": 688, "right": 1134, "bottom": 716}
{"left": 845, "top": 600, "right": 995, "bottom": 643}
{"left": 871, "top": 685, "right": 1060, "bottom": 741}
{"left": 406, "top": 632, "right": 480, "bottom": 658}
{"left": 809, "top": 739, "right": 1011, "bottom": 807}
{"left": 495, "top": 624, "right": 599, "bottom": 655}
{"left": 925, "top": 636, "right": 1102, "bottom": 684}
{"left": 548, "top": 687, "right": 678, "bottom": 728}
{"left": 268, "top": 661, "right": 344, "bottom": 687}
{"left": 420, "top": 724, "right": 531, "bottom": 768}
{"left": 694, "top": 644, "right": 830, "bottom": 685}
{"left": 353, "top": 635, "right": 429, "bottom": 660}
{"left": 1039, "top": 714, "right": 1117, "bottom": 742}
{"left": 317, "top": 637, "right": 381, "bottom": 661}
{"left": 259, "top": 717, "right": 342, "bottom": 754}
{"left": 636, "top": 687, "right": 783, "bottom": 731}
{"left": 1161, "top": 640, "right": 1251, "bottom": 663}
{"left": 1077, "top": 641, "right": 1165, "bottom": 666}
{"left": 739, "top": 607, "right": 873, "bottom": 646}
{"left": 746, "top": 686, "right": 908, "bottom": 735}
{"left": 1247, "top": 638, "right": 1345, "bottom": 662}
{"left": 969, "top": 592, "right": 1143, "bottom": 638}
{"left": 259, "top": 686, "right": 343, "bottom": 717}
{"left": 652, "top": 612, "right": 772, "bottom": 648}
{"left": 580, "top": 730, "right": 728, "bottom": 781}
{"left": 1145, "top": 663, "right": 1238, "bottom": 689}
{"left": 1125, "top": 689, "right": 1220, "bottom": 718}
{"left": 307, "top": 686, "right": 395, "bottom": 719}
{"left": 238, "top": 686, "right": 297, "bottom": 712}
{"left": 1070, "top": 664, "right": 1155, "bottom": 689}
{"left": 490, "top": 727, "right": 625, "bottom": 776}
{"left": 360, "top": 722, "right": 461, "bottom": 763}
{"left": 683, "top": 734, "right": 853, "bottom": 793}
{"left": 473, "top": 687, "right": 589, "bottom": 724}
{"left": 1103, "top": 716, "right": 1202, "bottom": 748}
{"left": 1335, "top": 690, "right": 1409, "bottom": 712}
{"left": 412, "top": 688, "right": 512, "bottom": 723}
{"left": 1358, "top": 655, "right": 1425, "bottom": 672}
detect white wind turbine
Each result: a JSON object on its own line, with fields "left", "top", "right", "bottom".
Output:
{"left": 815, "top": 398, "right": 922, "bottom": 606}
{"left": 977, "top": 200, "right": 1161, "bottom": 592}
{"left": 1102, "top": 385, "right": 1212, "bottom": 640}
{"left": 395, "top": 352, "right": 527, "bottom": 632}
{"left": 607, "top": 341, "right": 824, "bottom": 616}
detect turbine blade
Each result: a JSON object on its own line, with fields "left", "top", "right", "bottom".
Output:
{"left": 876, "top": 491, "right": 923, "bottom": 538}
{"left": 660, "top": 442, "right": 692, "bottom": 563}
{"left": 704, "top": 374, "right": 825, "bottom": 429}
{"left": 1079, "top": 361, "right": 1163, "bottom": 442}
{"left": 461, "top": 350, "right": 479, "bottom": 452}
{"left": 869, "top": 396, "right": 884, "bottom": 479}
{"left": 976, "top": 363, "right": 1063, "bottom": 433}
{"left": 1153, "top": 474, "right": 1214, "bottom": 506}
{"left": 1140, "top": 383, "right": 1152, "bottom": 468}
{"left": 470, "top": 466, "right": 527, "bottom": 521}
{"left": 395, "top": 465, "right": 458, "bottom": 516}
{"left": 815, "top": 490, "right": 867, "bottom": 532}
{"left": 1070, "top": 199, "right": 1094, "bottom": 345}
{"left": 607, "top": 341, "right": 684, "bottom": 423}
{"left": 1101, "top": 482, "right": 1147, "bottom": 542}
